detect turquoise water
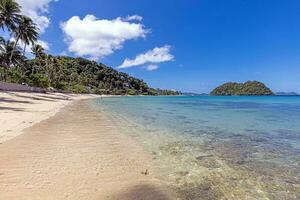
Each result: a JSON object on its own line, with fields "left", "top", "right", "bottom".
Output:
{"left": 92, "top": 96, "right": 300, "bottom": 199}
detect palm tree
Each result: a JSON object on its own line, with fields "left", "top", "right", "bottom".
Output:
{"left": 9, "top": 15, "right": 38, "bottom": 66}
{"left": 31, "top": 44, "right": 44, "bottom": 59}
{"left": 0, "top": 41, "right": 24, "bottom": 66}
{"left": 0, "top": 41, "right": 25, "bottom": 80}
{"left": 31, "top": 44, "right": 44, "bottom": 73}
{"left": 0, "top": 0, "right": 21, "bottom": 31}
{"left": 17, "top": 16, "right": 39, "bottom": 55}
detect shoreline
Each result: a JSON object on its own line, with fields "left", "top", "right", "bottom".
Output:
{"left": 0, "top": 98, "right": 175, "bottom": 199}
{"left": 0, "top": 91, "right": 99, "bottom": 143}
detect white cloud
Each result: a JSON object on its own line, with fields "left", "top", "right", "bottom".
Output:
{"left": 125, "top": 15, "right": 143, "bottom": 21}
{"left": 15, "top": 0, "right": 58, "bottom": 33}
{"left": 36, "top": 39, "right": 50, "bottom": 50}
{"left": 146, "top": 64, "right": 159, "bottom": 71}
{"left": 22, "top": 39, "right": 50, "bottom": 56}
{"left": 61, "top": 15, "right": 148, "bottom": 59}
{"left": 118, "top": 45, "right": 174, "bottom": 69}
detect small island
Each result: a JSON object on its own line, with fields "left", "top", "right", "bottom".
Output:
{"left": 210, "top": 81, "right": 274, "bottom": 96}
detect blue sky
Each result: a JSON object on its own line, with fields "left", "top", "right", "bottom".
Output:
{"left": 17, "top": 0, "right": 300, "bottom": 93}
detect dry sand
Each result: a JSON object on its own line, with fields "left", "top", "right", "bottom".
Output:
{"left": 0, "top": 95, "right": 175, "bottom": 199}
{"left": 0, "top": 91, "right": 97, "bottom": 143}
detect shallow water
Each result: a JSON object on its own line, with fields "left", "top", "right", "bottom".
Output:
{"left": 91, "top": 96, "right": 300, "bottom": 199}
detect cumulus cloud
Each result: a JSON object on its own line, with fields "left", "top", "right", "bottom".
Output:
{"left": 118, "top": 45, "right": 174, "bottom": 69}
{"left": 60, "top": 15, "right": 148, "bottom": 59}
{"left": 146, "top": 64, "right": 159, "bottom": 71}
{"left": 16, "top": 0, "right": 58, "bottom": 33}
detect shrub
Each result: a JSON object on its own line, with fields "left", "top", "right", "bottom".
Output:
{"left": 29, "top": 73, "right": 50, "bottom": 88}
{"left": 71, "top": 84, "right": 86, "bottom": 94}
{"left": 7, "top": 69, "right": 26, "bottom": 84}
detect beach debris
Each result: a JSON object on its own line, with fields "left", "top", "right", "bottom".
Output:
{"left": 141, "top": 169, "right": 149, "bottom": 175}
{"left": 177, "top": 171, "right": 189, "bottom": 176}
{"left": 196, "top": 155, "right": 213, "bottom": 160}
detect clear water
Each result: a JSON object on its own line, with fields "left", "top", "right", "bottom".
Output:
{"left": 91, "top": 96, "right": 300, "bottom": 199}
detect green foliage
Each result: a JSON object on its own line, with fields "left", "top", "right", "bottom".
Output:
{"left": 210, "top": 81, "right": 274, "bottom": 96}
{"left": 6, "top": 68, "right": 24, "bottom": 83}
{"left": 0, "top": 0, "right": 22, "bottom": 31}
{"left": 28, "top": 73, "right": 50, "bottom": 88}
{"left": 127, "top": 89, "right": 138, "bottom": 95}
{"left": 71, "top": 84, "right": 86, "bottom": 94}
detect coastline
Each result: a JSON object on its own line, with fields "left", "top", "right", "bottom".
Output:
{"left": 0, "top": 91, "right": 98, "bottom": 143}
{"left": 0, "top": 97, "right": 175, "bottom": 199}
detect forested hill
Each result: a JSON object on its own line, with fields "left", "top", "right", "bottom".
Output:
{"left": 210, "top": 81, "right": 273, "bottom": 96}
{"left": 1, "top": 56, "right": 180, "bottom": 95}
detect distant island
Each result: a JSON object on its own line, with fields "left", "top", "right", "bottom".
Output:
{"left": 275, "top": 92, "right": 299, "bottom": 96}
{"left": 210, "top": 81, "right": 274, "bottom": 96}
{"left": 182, "top": 92, "right": 208, "bottom": 96}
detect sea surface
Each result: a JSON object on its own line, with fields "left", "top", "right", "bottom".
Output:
{"left": 91, "top": 96, "right": 300, "bottom": 199}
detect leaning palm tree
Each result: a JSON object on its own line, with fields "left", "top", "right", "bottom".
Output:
{"left": 0, "top": 0, "right": 21, "bottom": 31}
{"left": 9, "top": 15, "right": 38, "bottom": 64}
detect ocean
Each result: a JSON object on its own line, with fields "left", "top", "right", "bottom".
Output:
{"left": 91, "top": 96, "right": 300, "bottom": 199}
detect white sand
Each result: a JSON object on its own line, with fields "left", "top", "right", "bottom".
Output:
{"left": 0, "top": 98, "right": 174, "bottom": 199}
{"left": 0, "top": 91, "right": 98, "bottom": 143}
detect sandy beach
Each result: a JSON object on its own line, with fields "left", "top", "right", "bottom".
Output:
{"left": 0, "top": 92, "right": 98, "bottom": 143}
{"left": 0, "top": 93, "right": 174, "bottom": 199}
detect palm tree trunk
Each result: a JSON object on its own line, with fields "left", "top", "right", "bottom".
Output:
{"left": 9, "top": 34, "right": 20, "bottom": 67}
{"left": 3, "top": 67, "right": 7, "bottom": 81}
{"left": 23, "top": 43, "right": 27, "bottom": 56}
{"left": 32, "top": 55, "right": 38, "bottom": 74}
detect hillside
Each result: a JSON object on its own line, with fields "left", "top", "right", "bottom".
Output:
{"left": 210, "top": 81, "right": 273, "bottom": 96}
{"left": 1, "top": 56, "right": 180, "bottom": 95}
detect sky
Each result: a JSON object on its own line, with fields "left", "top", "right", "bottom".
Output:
{"left": 15, "top": 0, "right": 300, "bottom": 93}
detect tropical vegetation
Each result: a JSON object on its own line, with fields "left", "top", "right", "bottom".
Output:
{"left": 210, "top": 81, "right": 274, "bottom": 96}
{"left": 0, "top": 0, "right": 180, "bottom": 95}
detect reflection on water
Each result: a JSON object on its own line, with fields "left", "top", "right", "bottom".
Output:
{"left": 92, "top": 96, "right": 300, "bottom": 199}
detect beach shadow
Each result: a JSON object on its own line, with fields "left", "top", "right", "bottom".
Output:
{"left": 0, "top": 97, "right": 32, "bottom": 104}
{"left": 0, "top": 106, "right": 25, "bottom": 111}
{"left": 11, "top": 93, "right": 56, "bottom": 102}
{"left": 108, "top": 184, "right": 174, "bottom": 200}
{"left": 36, "top": 94, "right": 72, "bottom": 101}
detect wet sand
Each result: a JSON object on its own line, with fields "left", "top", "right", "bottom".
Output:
{"left": 0, "top": 100, "right": 174, "bottom": 199}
